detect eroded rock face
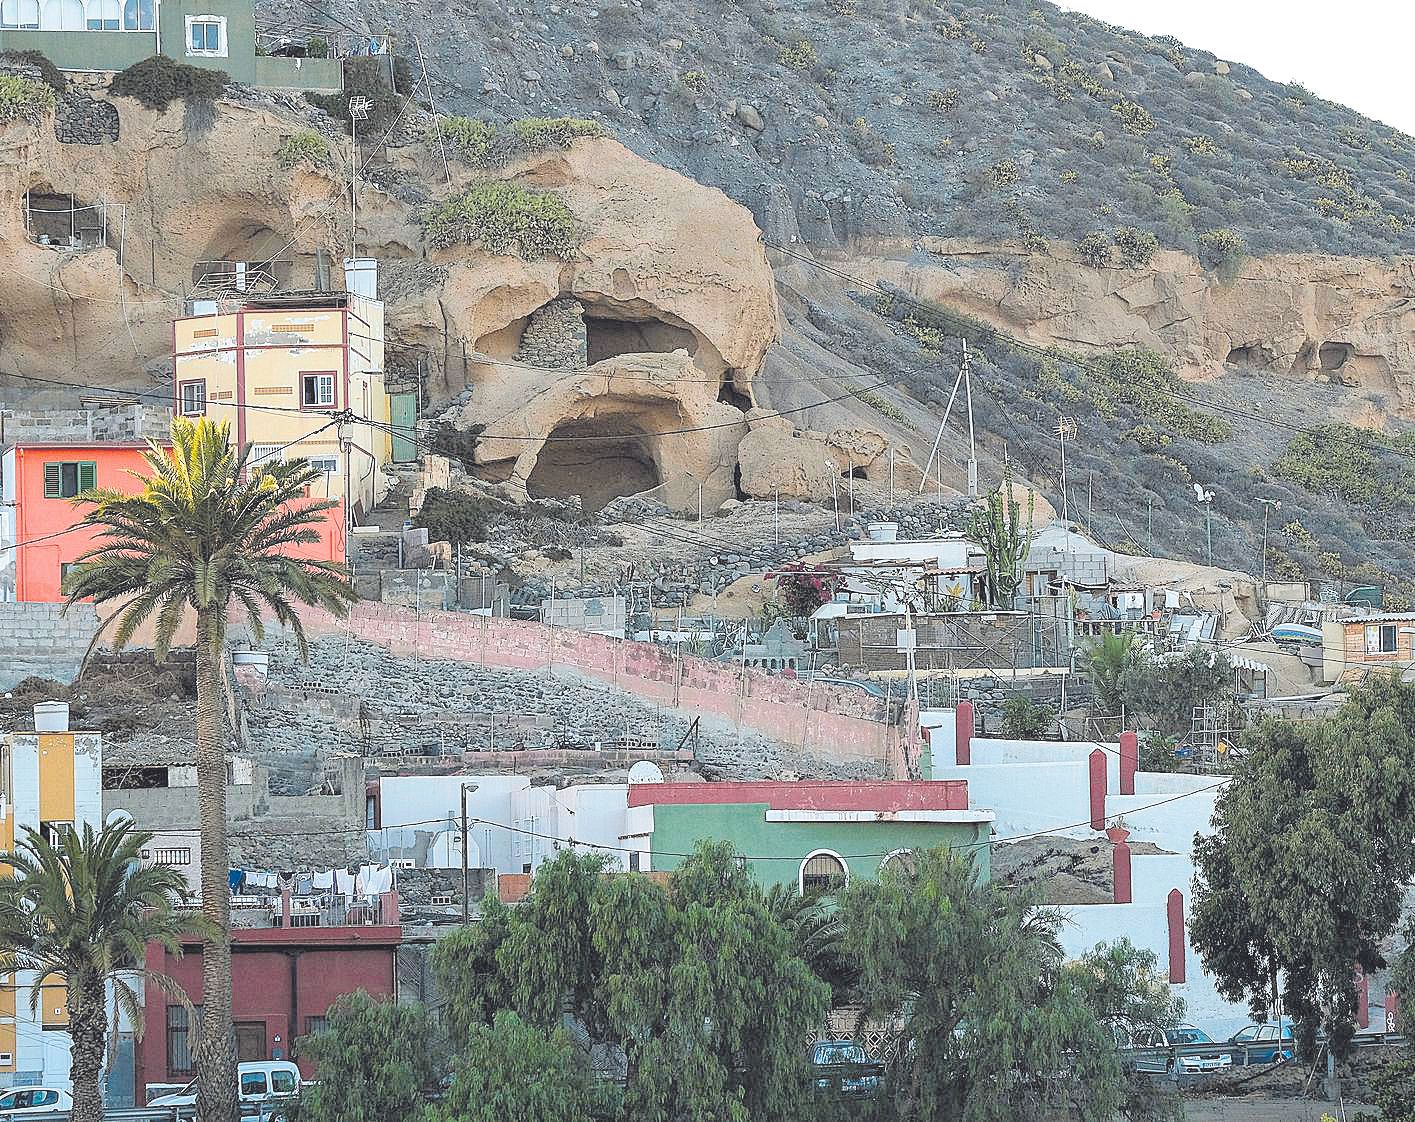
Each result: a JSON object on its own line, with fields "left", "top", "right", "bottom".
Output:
{"left": 873, "top": 241, "right": 1415, "bottom": 411}
{"left": 735, "top": 409, "right": 903, "bottom": 500}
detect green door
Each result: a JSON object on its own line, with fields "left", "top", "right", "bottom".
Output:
{"left": 390, "top": 393, "right": 418, "bottom": 463}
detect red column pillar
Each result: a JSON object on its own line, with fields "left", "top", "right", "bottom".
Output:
{"left": 1107, "top": 825, "right": 1132, "bottom": 904}
{"left": 1088, "top": 748, "right": 1107, "bottom": 831}
{"left": 1167, "top": 889, "right": 1186, "bottom": 984}
{"left": 1357, "top": 969, "right": 1370, "bottom": 1029}
{"left": 1119, "top": 730, "right": 1137, "bottom": 795}
{"left": 955, "top": 701, "right": 973, "bottom": 766}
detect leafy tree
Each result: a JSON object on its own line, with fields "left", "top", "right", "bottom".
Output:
{"left": 289, "top": 992, "right": 444, "bottom": 1122}
{"left": 1082, "top": 630, "right": 1137, "bottom": 715}
{"left": 0, "top": 822, "right": 194, "bottom": 1122}
{"left": 1370, "top": 1054, "right": 1415, "bottom": 1122}
{"left": 965, "top": 475, "right": 1034, "bottom": 608}
{"left": 62, "top": 416, "right": 358, "bottom": 1121}
{"left": 839, "top": 847, "right": 1179, "bottom": 1122}
{"left": 1001, "top": 693, "right": 1054, "bottom": 738}
{"left": 421, "top": 1012, "right": 598, "bottom": 1122}
{"left": 431, "top": 844, "right": 829, "bottom": 1122}
{"left": 1118, "top": 646, "right": 1232, "bottom": 737}
{"left": 1190, "top": 677, "right": 1415, "bottom": 1059}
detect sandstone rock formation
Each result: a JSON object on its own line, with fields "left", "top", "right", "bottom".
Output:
{"left": 735, "top": 409, "right": 908, "bottom": 500}
{"left": 870, "top": 240, "right": 1415, "bottom": 414}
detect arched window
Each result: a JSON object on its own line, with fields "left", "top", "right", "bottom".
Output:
{"left": 879, "top": 849, "right": 916, "bottom": 878}
{"left": 85, "top": 0, "right": 118, "bottom": 29}
{"left": 121, "top": 0, "right": 153, "bottom": 29}
{"left": 1, "top": 0, "right": 40, "bottom": 27}
{"left": 799, "top": 850, "right": 848, "bottom": 896}
{"left": 40, "top": 0, "right": 82, "bottom": 28}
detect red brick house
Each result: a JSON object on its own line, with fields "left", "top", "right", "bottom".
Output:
{"left": 137, "top": 901, "right": 401, "bottom": 1100}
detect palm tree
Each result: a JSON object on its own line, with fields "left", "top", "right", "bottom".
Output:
{"left": 0, "top": 821, "right": 195, "bottom": 1122}
{"left": 1083, "top": 629, "right": 1136, "bottom": 717}
{"left": 62, "top": 416, "right": 358, "bottom": 1122}
{"left": 762, "top": 883, "right": 857, "bottom": 1004}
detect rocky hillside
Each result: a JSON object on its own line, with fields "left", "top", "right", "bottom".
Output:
{"left": 268, "top": 0, "right": 1415, "bottom": 259}
{"left": 235, "top": 0, "right": 1415, "bottom": 594}
{"left": 10, "top": 0, "right": 1415, "bottom": 598}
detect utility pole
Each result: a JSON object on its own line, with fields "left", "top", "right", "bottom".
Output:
{"left": 1055, "top": 418, "right": 1077, "bottom": 522}
{"left": 1194, "top": 485, "right": 1215, "bottom": 567}
{"left": 348, "top": 96, "right": 372, "bottom": 258}
{"left": 459, "top": 782, "right": 479, "bottom": 925}
{"left": 1257, "top": 498, "right": 1282, "bottom": 585}
{"left": 918, "top": 339, "right": 977, "bottom": 496}
{"left": 889, "top": 448, "right": 896, "bottom": 505}
{"left": 774, "top": 486, "right": 780, "bottom": 545}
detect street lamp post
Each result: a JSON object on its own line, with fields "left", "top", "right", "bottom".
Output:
{"left": 1257, "top": 498, "right": 1282, "bottom": 585}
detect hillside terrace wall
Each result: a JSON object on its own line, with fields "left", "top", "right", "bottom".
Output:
{"left": 304, "top": 604, "right": 897, "bottom": 766}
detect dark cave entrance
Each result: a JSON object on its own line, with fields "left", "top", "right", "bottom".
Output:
{"left": 526, "top": 416, "right": 663, "bottom": 512}
{"left": 584, "top": 315, "right": 698, "bottom": 365}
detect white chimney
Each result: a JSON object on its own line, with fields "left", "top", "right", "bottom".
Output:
{"left": 342, "top": 258, "right": 378, "bottom": 299}
{"left": 33, "top": 701, "right": 69, "bottom": 733}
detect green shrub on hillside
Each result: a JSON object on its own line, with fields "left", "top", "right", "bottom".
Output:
{"left": 1184, "top": 134, "right": 1219, "bottom": 158}
{"left": 437, "top": 116, "right": 496, "bottom": 164}
{"left": 0, "top": 50, "right": 64, "bottom": 93}
{"left": 0, "top": 74, "right": 55, "bottom": 124}
{"left": 110, "top": 54, "right": 226, "bottom": 111}
{"left": 276, "top": 129, "right": 332, "bottom": 169}
{"left": 1077, "top": 231, "right": 1111, "bottom": 267}
{"left": 988, "top": 158, "right": 1021, "bottom": 190}
{"left": 927, "top": 87, "right": 959, "bottom": 112}
{"left": 423, "top": 181, "right": 579, "bottom": 260}
{"left": 1114, "top": 226, "right": 1159, "bottom": 268}
{"left": 508, "top": 116, "right": 603, "bottom": 151}
{"left": 777, "top": 39, "right": 818, "bottom": 70}
{"left": 1111, "top": 99, "right": 1156, "bottom": 136}
{"left": 851, "top": 388, "right": 907, "bottom": 422}
{"left": 1273, "top": 425, "right": 1415, "bottom": 516}
{"left": 1198, "top": 227, "right": 1246, "bottom": 275}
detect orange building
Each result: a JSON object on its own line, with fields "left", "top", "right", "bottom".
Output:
{"left": 1, "top": 441, "right": 161, "bottom": 603}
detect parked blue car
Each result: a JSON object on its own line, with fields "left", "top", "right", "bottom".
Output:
{"left": 1227, "top": 1020, "right": 1294, "bottom": 1065}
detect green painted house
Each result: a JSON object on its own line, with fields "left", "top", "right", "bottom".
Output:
{"left": 626, "top": 780, "right": 994, "bottom": 891}
{"left": 0, "top": 0, "right": 342, "bottom": 90}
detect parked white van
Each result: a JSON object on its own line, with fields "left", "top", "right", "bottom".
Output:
{"left": 149, "top": 1060, "right": 303, "bottom": 1111}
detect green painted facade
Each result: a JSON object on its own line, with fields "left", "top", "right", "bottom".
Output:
{"left": 0, "top": 0, "right": 340, "bottom": 90}
{"left": 649, "top": 802, "right": 992, "bottom": 890}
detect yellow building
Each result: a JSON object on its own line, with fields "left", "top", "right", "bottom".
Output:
{"left": 171, "top": 260, "right": 392, "bottom": 564}
{"left": 0, "top": 702, "right": 104, "bottom": 1088}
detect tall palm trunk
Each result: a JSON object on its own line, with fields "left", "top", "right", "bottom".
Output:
{"left": 194, "top": 612, "right": 237, "bottom": 1122}
{"left": 67, "top": 971, "right": 106, "bottom": 1122}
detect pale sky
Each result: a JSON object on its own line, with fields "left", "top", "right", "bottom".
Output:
{"left": 1059, "top": 1, "right": 1415, "bottom": 136}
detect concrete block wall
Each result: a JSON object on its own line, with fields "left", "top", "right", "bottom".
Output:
{"left": 0, "top": 602, "right": 101, "bottom": 688}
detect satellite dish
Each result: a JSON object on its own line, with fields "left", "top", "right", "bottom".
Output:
{"left": 105, "top": 810, "right": 135, "bottom": 830}
{"left": 628, "top": 761, "right": 664, "bottom": 785}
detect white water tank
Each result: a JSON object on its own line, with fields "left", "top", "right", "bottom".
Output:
{"left": 231, "top": 651, "right": 270, "bottom": 676}
{"left": 867, "top": 521, "right": 899, "bottom": 542}
{"left": 33, "top": 701, "right": 69, "bottom": 733}
{"left": 343, "top": 258, "right": 378, "bottom": 299}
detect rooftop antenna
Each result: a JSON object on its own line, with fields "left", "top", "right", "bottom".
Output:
{"left": 348, "top": 95, "right": 372, "bottom": 259}
{"left": 918, "top": 338, "right": 978, "bottom": 496}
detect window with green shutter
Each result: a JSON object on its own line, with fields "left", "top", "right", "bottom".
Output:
{"left": 42, "top": 461, "right": 96, "bottom": 498}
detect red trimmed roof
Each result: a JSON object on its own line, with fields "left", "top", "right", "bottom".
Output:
{"left": 627, "top": 780, "right": 970, "bottom": 812}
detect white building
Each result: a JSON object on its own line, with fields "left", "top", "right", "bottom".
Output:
{"left": 369, "top": 774, "right": 635, "bottom": 876}
{"left": 922, "top": 707, "right": 1255, "bottom": 1036}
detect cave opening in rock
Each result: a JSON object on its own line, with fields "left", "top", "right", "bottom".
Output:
{"left": 194, "top": 220, "right": 300, "bottom": 292}
{"left": 718, "top": 376, "right": 752, "bottom": 411}
{"left": 841, "top": 466, "right": 868, "bottom": 479}
{"left": 1319, "top": 342, "right": 1354, "bottom": 371}
{"left": 1226, "top": 343, "right": 1271, "bottom": 369}
{"left": 24, "top": 190, "right": 107, "bottom": 249}
{"left": 526, "top": 416, "right": 663, "bottom": 512}
{"left": 585, "top": 315, "right": 698, "bottom": 365}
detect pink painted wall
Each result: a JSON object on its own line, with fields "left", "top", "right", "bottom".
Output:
{"left": 295, "top": 604, "right": 896, "bottom": 767}
{"left": 630, "top": 779, "right": 970, "bottom": 812}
